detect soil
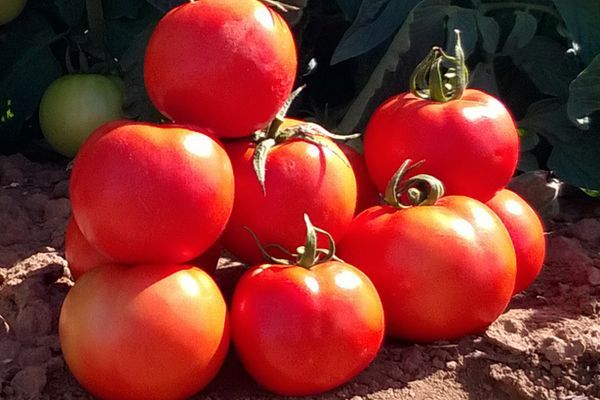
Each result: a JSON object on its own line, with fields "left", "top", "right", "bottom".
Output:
{"left": 1, "top": 153, "right": 599, "bottom": 400}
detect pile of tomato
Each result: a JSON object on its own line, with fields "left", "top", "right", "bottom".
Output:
{"left": 57, "top": 1, "right": 546, "bottom": 399}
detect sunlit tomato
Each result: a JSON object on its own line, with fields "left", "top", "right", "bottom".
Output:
{"left": 364, "top": 89, "right": 519, "bottom": 202}
{"left": 338, "top": 142, "right": 379, "bottom": 213}
{"left": 59, "top": 264, "right": 229, "bottom": 400}
{"left": 65, "top": 216, "right": 222, "bottom": 280}
{"left": 70, "top": 122, "right": 234, "bottom": 264}
{"left": 144, "top": 0, "right": 297, "bottom": 137}
{"left": 231, "top": 261, "right": 384, "bottom": 395}
{"left": 338, "top": 195, "right": 516, "bottom": 341}
{"left": 222, "top": 120, "right": 357, "bottom": 264}
{"left": 39, "top": 74, "right": 124, "bottom": 157}
{"left": 486, "top": 189, "right": 546, "bottom": 294}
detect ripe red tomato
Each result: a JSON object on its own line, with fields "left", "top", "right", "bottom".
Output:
{"left": 70, "top": 122, "right": 234, "bottom": 264}
{"left": 231, "top": 261, "right": 384, "bottom": 395}
{"left": 222, "top": 120, "right": 357, "bottom": 264}
{"left": 59, "top": 264, "right": 229, "bottom": 400}
{"left": 486, "top": 189, "right": 546, "bottom": 294}
{"left": 144, "top": 0, "right": 297, "bottom": 137}
{"left": 338, "top": 142, "right": 379, "bottom": 213}
{"left": 364, "top": 88, "right": 519, "bottom": 202}
{"left": 65, "top": 216, "right": 222, "bottom": 280}
{"left": 338, "top": 195, "right": 516, "bottom": 341}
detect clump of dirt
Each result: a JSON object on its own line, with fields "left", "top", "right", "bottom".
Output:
{"left": 1, "top": 154, "right": 599, "bottom": 400}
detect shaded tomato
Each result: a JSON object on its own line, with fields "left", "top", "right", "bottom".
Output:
{"left": 59, "top": 264, "right": 229, "bottom": 400}
{"left": 70, "top": 122, "right": 234, "bottom": 264}
{"left": 222, "top": 120, "right": 357, "bottom": 264}
{"left": 144, "top": 0, "right": 297, "bottom": 137}
{"left": 337, "top": 142, "right": 379, "bottom": 213}
{"left": 338, "top": 195, "right": 516, "bottom": 341}
{"left": 486, "top": 189, "right": 546, "bottom": 294}
{"left": 65, "top": 216, "right": 222, "bottom": 280}
{"left": 232, "top": 260, "right": 383, "bottom": 395}
{"left": 0, "top": 0, "right": 27, "bottom": 25}
{"left": 39, "top": 74, "right": 124, "bottom": 157}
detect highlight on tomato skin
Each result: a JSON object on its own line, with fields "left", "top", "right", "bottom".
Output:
{"left": 59, "top": 263, "right": 230, "bottom": 400}
{"left": 486, "top": 188, "right": 546, "bottom": 294}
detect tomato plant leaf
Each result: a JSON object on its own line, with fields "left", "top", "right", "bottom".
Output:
{"left": 517, "top": 151, "right": 539, "bottom": 172}
{"left": 567, "top": 54, "right": 600, "bottom": 129}
{"left": 445, "top": 7, "right": 478, "bottom": 58}
{"left": 476, "top": 14, "right": 500, "bottom": 55}
{"left": 335, "top": 0, "right": 363, "bottom": 21}
{"left": 330, "top": 0, "right": 423, "bottom": 65}
{"left": 512, "top": 36, "right": 580, "bottom": 98}
{"left": 144, "top": 0, "right": 186, "bottom": 13}
{"left": 552, "top": 0, "right": 600, "bottom": 64}
{"left": 53, "top": 0, "right": 86, "bottom": 27}
{"left": 502, "top": 11, "right": 537, "bottom": 55}
{"left": 469, "top": 62, "right": 499, "bottom": 97}
{"left": 106, "top": 3, "right": 161, "bottom": 59}
{"left": 103, "top": 0, "right": 146, "bottom": 19}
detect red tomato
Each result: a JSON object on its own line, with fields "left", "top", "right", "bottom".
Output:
{"left": 338, "top": 195, "right": 516, "bottom": 341}
{"left": 338, "top": 142, "right": 379, "bottom": 213}
{"left": 70, "top": 122, "right": 234, "bottom": 264}
{"left": 144, "top": 0, "right": 297, "bottom": 138}
{"left": 65, "top": 216, "right": 222, "bottom": 279}
{"left": 222, "top": 121, "right": 357, "bottom": 264}
{"left": 486, "top": 189, "right": 546, "bottom": 294}
{"left": 364, "top": 89, "right": 519, "bottom": 202}
{"left": 231, "top": 261, "right": 384, "bottom": 395}
{"left": 59, "top": 264, "right": 229, "bottom": 400}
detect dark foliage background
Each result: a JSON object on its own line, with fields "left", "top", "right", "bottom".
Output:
{"left": 1, "top": 0, "right": 599, "bottom": 192}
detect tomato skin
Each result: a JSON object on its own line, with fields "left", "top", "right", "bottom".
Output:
{"left": 364, "top": 89, "right": 519, "bottom": 202}
{"left": 39, "top": 74, "right": 124, "bottom": 157}
{"left": 486, "top": 189, "right": 546, "bottom": 294}
{"left": 144, "top": 0, "right": 297, "bottom": 138}
{"left": 0, "top": 0, "right": 27, "bottom": 25}
{"left": 59, "top": 264, "right": 229, "bottom": 400}
{"left": 222, "top": 134, "right": 356, "bottom": 264}
{"left": 338, "top": 196, "right": 516, "bottom": 341}
{"left": 65, "top": 216, "right": 222, "bottom": 279}
{"left": 338, "top": 142, "right": 380, "bottom": 213}
{"left": 231, "top": 261, "right": 384, "bottom": 396}
{"left": 70, "top": 122, "right": 234, "bottom": 264}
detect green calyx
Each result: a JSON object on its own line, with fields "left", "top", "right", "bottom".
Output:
{"left": 383, "top": 160, "right": 445, "bottom": 209}
{"left": 245, "top": 214, "right": 340, "bottom": 269}
{"left": 252, "top": 86, "right": 360, "bottom": 195}
{"left": 409, "top": 29, "right": 469, "bottom": 102}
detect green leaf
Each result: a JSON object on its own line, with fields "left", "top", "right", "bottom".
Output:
{"left": 469, "top": 62, "right": 499, "bottom": 96}
{"left": 336, "top": 0, "right": 363, "bottom": 21}
{"left": 144, "top": 0, "right": 185, "bottom": 13}
{"left": 552, "top": 0, "right": 600, "bottom": 64}
{"left": 512, "top": 36, "right": 580, "bottom": 98}
{"left": 517, "top": 151, "right": 539, "bottom": 172}
{"left": 567, "top": 54, "right": 600, "bottom": 129}
{"left": 331, "top": 0, "right": 423, "bottom": 65}
{"left": 104, "top": 0, "right": 146, "bottom": 19}
{"left": 476, "top": 14, "right": 500, "bottom": 54}
{"left": 337, "top": 0, "right": 451, "bottom": 132}
{"left": 445, "top": 7, "right": 478, "bottom": 57}
{"left": 0, "top": 13, "right": 63, "bottom": 145}
{"left": 53, "top": 0, "right": 86, "bottom": 27}
{"left": 106, "top": 3, "right": 162, "bottom": 59}
{"left": 520, "top": 99, "right": 600, "bottom": 190}
{"left": 502, "top": 11, "right": 537, "bottom": 55}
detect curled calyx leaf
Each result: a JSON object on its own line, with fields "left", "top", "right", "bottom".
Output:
{"left": 383, "top": 160, "right": 445, "bottom": 209}
{"left": 252, "top": 86, "right": 361, "bottom": 195}
{"left": 409, "top": 29, "right": 469, "bottom": 102}
{"left": 244, "top": 214, "right": 342, "bottom": 268}
{"left": 260, "top": 0, "right": 300, "bottom": 12}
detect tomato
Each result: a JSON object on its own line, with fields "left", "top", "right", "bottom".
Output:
{"left": 39, "top": 74, "right": 124, "bottom": 157}
{"left": 144, "top": 0, "right": 297, "bottom": 138}
{"left": 486, "top": 189, "right": 546, "bottom": 294}
{"left": 222, "top": 119, "right": 357, "bottom": 264}
{"left": 337, "top": 165, "right": 516, "bottom": 341}
{"left": 59, "top": 264, "right": 229, "bottom": 400}
{"left": 0, "top": 0, "right": 27, "bottom": 25}
{"left": 70, "top": 122, "right": 234, "bottom": 264}
{"left": 338, "top": 142, "right": 380, "bottom": 213}
{"left": 231, "top": 216, "right": 384, "bottom": 396}
{"left": 65, "top": 216, "right": 222, "bottom": 280}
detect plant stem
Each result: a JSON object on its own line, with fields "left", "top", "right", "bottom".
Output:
{"left": 480, "top": 2, "right": 560, "bottom": 18}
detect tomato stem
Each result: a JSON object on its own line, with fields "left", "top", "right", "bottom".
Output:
{"left": 409, "top": 30, "right": 469, "bottom": 102}
{"left": 383, "top": 160, "right": 445, "bottom": 208}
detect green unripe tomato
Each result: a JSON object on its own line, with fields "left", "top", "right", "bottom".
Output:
{"left": 39, "top": 74, "right": 124, "bottom": 157}
{"left": 0, "top": 0, "right": 27, "bottom": 25}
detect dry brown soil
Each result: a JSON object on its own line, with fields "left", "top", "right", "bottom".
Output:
{"left": 0, "top": 153, "right": 599, "bottom": 400}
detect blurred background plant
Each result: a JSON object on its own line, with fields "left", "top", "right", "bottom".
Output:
{"left": 1, "top": 0, "right": 598, "bottom": 193}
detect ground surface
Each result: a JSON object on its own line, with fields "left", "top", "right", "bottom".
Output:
{"left": 0, "top": 153, "right": 599, "bottom": 400}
